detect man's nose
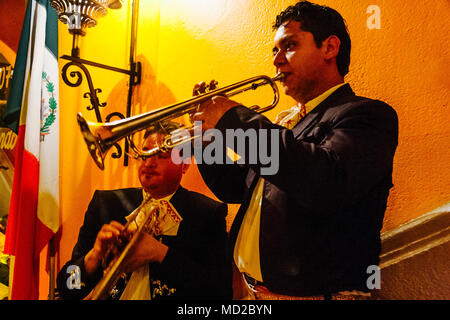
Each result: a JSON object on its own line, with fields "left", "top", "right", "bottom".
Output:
{"left": 273, "top": 50, "right": 286, "bottom": 68}
{"left": 142, "top": 155, "right": 157, "bottom": 167}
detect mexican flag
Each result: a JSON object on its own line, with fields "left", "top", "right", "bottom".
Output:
{"left": 4, "top": 0, "right": 60, "bottom": 300}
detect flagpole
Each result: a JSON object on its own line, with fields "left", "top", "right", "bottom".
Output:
{"left": 48, "top": 235, "right": 56, "bottom": 300}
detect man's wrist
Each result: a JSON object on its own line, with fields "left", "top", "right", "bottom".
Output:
{"left": 84, "top": 249, "right": 102, "bottom": 275}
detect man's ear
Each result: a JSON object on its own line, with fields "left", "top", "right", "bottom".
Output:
{"left": 322, "top": 35, "right": 341, "bottom": 60}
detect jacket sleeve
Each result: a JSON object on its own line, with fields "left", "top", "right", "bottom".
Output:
{"left": 209, "top": 100, "right": 398, "bottom": 213}
{"left": 197, "top": 160, "right": 249, "bottom": 204}
{"left": 56, "top": 191, "right": 105, "bottom": 300}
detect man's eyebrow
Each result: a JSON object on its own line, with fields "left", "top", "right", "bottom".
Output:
{"left": 280, "top": 34, "right": 297, "bottom": 44}
{"left": 273, "top": 34, "right": 297, "bottom": 51}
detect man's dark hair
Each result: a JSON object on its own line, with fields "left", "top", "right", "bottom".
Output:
{"left": 273, "top": 1, "right": 351, "bottom": 77}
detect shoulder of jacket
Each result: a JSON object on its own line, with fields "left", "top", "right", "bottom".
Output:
{"left": 179, "top": 188, "right": 227, "bottom": 217}
{"left": 326, "top": 95, "right": 396, "bottom": 117}
{"left": 92, "top": 187, "right": 141, "bottom": 198}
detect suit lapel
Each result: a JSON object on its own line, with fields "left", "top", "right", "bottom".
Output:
{"left": 168, "top": 186, "right": 186, "bottom": 213}
{"left": 291, "top": 108, "right": 322, "bottom": 139}
{"left": 292, "top": 84, "right": 355, "bottom": 139}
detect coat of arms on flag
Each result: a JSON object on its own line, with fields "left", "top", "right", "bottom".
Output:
{"left": 40, "top": 72, "right": 58, "bottom": 141}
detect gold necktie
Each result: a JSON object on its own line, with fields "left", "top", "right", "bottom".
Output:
{"left": 128, "top": 193, "right": 182, "bottom": 237}
{"left": 274, "top": 104, "right": 307, "bottom": 129}
{"left": 127, "top": 197, "right": 165, "bottom": 236}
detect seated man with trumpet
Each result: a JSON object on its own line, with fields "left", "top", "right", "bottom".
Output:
{"left": 56, "top": 121, "right": 232, "bottom": 300}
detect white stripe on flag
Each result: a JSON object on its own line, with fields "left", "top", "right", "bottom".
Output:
{"left": 38, "top": 46, "right": 59, "bottom": 233}
{"left": 23, "top": 0, "right": 48, "bottom": 159}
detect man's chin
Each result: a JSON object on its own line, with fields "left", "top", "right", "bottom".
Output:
{"left": 283, "top": 86, "right": 295, "bottom": 98}
{"left": 141, "top": 182, "right": 160, "bottom": 192}
{"left": 282, "top": 80, "right": 294, "bottom": 94}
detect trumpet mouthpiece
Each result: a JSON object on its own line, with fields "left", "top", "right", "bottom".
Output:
{"left": 273, "top": 73, "right": 285, "bottom": 82}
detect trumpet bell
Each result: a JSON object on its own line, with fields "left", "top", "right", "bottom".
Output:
{"left": 77, "top": 113, "right": 108, "bottom": 170}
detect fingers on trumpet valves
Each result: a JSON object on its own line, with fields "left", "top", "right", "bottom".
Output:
{"left": 208, "top": 80, "right": 218, "bottom": 91}
{"left": 98, "top": 222, "right": 123, "bottom": 244}
{"left": 193, "top": 80, "right": 218, "bottom": 96}
{"left": 117, "top": 228, "right": 133, "bottom": 246}
{"left": 98, "top": 221, "right": 131, "bottom": 262}
{"left": 191, "top": 80, "right": 218, "bottom": 123}
{"left": 193, "top": 82, "right": 204, "bottom": 96}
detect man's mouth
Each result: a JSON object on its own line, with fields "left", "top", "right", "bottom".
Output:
{"left": 142, "top": 171, "right": 159, "bottom": 176}
{"left": 279, "top": 72, "right": 291, "bottom": 83}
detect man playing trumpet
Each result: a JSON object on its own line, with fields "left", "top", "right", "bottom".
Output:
{"left": 193, "top": 1, "right": 398, "bottom": 300}
{"left": 56, "top": 122, "right": 232, "bottom": 300}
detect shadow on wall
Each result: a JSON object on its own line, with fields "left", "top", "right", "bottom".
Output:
{"left": 107, "top": 54, "right": 177, "bottom": 117}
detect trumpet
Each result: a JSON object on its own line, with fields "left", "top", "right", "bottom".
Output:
{"left": 77, "top": 73, "right": 284, "bottom": 169}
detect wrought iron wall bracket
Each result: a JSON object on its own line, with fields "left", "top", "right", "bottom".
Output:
{"left": 60, "top": 55, "right": 141, "bottom": 85}
{"left": 60, "top": 54, "right": 142, "bottom": 166}
{"left": 60, "top": 55, "right": 141, "bottom": 120}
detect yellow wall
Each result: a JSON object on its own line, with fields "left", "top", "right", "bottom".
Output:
{"left": 41, "top": 0, "right": 450, "bottom": 298}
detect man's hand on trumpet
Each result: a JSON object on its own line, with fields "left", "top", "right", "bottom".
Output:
{"left": 84, "top": 221, "right": 130, "bottom": 275}
{"left": 83, "top": 220, "right": 169, "bottom": 276}
{"left": 191, "top": 80, "right": 240, "bottom": 131}
{"left": 122, "top": 232, "right": 169, "bottom": 273}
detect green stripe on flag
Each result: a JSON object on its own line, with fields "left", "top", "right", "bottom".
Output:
{"left": 4, "top": 0, "right": 33, "bottom": 133}
{"left": 45, "top": 1, "right": 58, "bottom": 59}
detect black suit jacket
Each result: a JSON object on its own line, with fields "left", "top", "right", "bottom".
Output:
{"left": 198, "top": 84, "right": 398, "bottom": 296}
{"left": 56, "top": 186, "right": 232, "bottom": 300}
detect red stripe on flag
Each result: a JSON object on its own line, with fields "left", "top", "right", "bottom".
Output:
{"left": 4, "top": 125, "right": 26, "bottom": 254}
{"left": 35, "top": 215, "right": 55, "bottom": 254}
{"left": 4, "top": 124, "right": 41, "bottom": 300}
